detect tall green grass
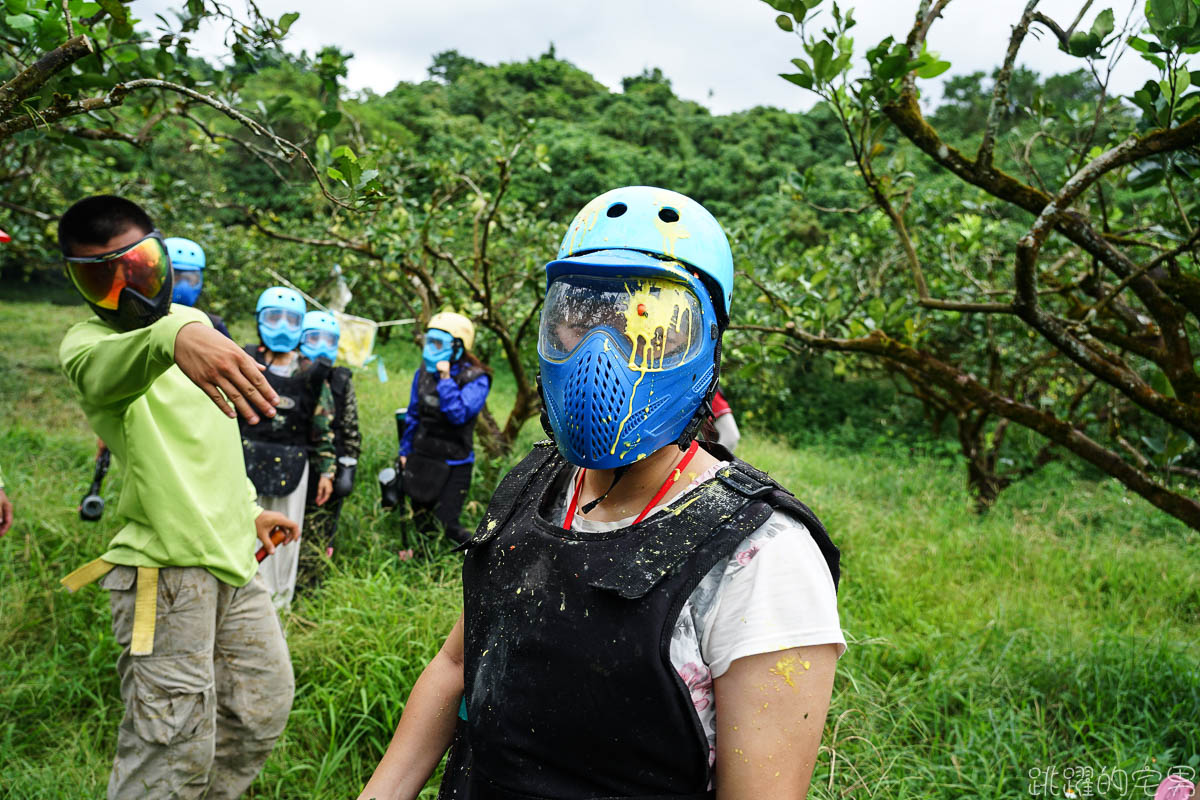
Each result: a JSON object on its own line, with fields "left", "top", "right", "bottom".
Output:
{"left": 3, "top": 290, "right": 1198, "bottom": 798}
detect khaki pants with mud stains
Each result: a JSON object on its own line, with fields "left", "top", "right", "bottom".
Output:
{"left": 99, "top": 565, "right": 294, "bottom": 800}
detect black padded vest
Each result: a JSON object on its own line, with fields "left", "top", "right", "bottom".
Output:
{"left": 412, "top": 364, "right": 486, "bottom": 462}
{"left": 441, "top": 441, "right": 839, "bottom": 800}
{"left": 238, "top": 345, "right": 327, "bottom": 495}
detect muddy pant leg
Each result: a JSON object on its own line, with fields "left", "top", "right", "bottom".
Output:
{"left": 106, "top": 566, "right": 218, "bottom": 800}
{"left": 208, "top": 573, "right": 294, "bottom": 799}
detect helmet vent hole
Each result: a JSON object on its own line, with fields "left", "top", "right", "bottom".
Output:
{"left": 658, "top": 207, "right": 680, "bottom": 223}
{"left": 607, "top": 203, "right": 627, "bottom": 218}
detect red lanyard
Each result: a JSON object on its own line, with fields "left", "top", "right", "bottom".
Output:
{"left": 563, "top": 440, "right": 700, "bottom": 530}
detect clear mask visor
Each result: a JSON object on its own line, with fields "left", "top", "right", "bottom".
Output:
{"left": 539, "top": 274, "right": 704, "bottom": 371}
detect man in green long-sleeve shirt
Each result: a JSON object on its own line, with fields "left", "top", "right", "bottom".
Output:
{"left": 57, "top": 195, "right": 300, "bottom": 800}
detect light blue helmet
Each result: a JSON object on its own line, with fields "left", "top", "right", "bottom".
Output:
{"left": 165, "top": 237, "right": 205, "bottom": 306}
{"left": 552, "top": 186, "right": 734, "bottom": 324}
{"left": 538, "top": 187, "right": 731, "bottom": 469}
{"left": 300, "top": 310, "right": 340, "bottom": 363}
{"left": 256, "top": 287, "right": 306, "bottom": 353}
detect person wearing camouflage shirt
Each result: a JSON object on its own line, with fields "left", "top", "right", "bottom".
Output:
{"left": 297, "top": 359, "right": 361, "bottom": 592}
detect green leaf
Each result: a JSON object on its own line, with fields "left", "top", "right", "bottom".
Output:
{"left": 1148, "top": 0, "right": 1181, "bottom": 30}
{"left": 780, "top": 72, "right": 814, "bottom": 89}
{"left": 1067, "top": 31, "right": 1102, "bottom": 57}
{"left": 317, "top": 111, "right": 342, "bottom": 130}
{"left": 97, "top": 0, "right": 129, "bottom": 33}
{"left": 810, "top": 39, "right": 835, "bottom": 81}
{"left": 326, "top": 166, "right": 344, "bottom": 181}
{"left": 315, "top": 133, "right": 331, "bottom": 154}
{"left": 4, "top": 12, "right": 34, "bottom": 30}
{"left": 154, "top": 49, "right": 174, "bottom": 75}
{"left": 278, "top": 11, "right": 299, "bottom": 34}
{"left": 78, "top": 1, "right": 99, "bottom": 14}
{"left": 5, "top": 0, "right": 26, "bottom": 14}
{"left": 1127, "top": 164, "right": 1165, "bottom": 191}
{"left": 1090, "top": 8, "right": 1115, "bottom": 40}
{"left": 330, "top": 144, "right": 356, "bottom": 161}
{"left": 112, "top": 45, "right": 139, "bottom": 62}
{"left": 775, "top": 13, "right": 793, "bottom": 31}
{"left": 915, "top": 59, "right": 951, "bottom": 79}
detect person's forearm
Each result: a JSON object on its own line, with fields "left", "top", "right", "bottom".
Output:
{"left": 60, "top": 315, "right": 196, "bottom": 409}
{"left": 358, "top": 648, "right": 464, "bottom": 800}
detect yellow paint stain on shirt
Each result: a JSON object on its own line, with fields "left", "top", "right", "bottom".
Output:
{"left": 769, "top": 655, "right": 811, "bottom": 688}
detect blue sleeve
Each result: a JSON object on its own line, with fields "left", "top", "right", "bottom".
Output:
{"left": 398, "top": 371, "right": 421, "bottom": 457}
{"left": 436, "top": 374, "right": 491, "bottom": 425}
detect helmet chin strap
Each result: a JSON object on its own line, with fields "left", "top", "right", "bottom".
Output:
{"left": 579, "top": 465, "right": 630, "bottom": 515}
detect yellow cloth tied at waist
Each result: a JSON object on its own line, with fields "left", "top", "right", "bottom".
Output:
{"left": 62, "top": 558, "right": 159, "bottom": 656}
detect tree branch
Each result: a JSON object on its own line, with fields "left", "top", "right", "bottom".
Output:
{"left": 0, "top": 35, "right": 94, "bottom": 118}
{"left": 0, "top": 77, "right": 352, "bottom": 210}
{"left": 978, "top": 1, "right": 1040, "bottom": 171}
{"left": 736, "top": 322, "right": 1200, "bottom": 529}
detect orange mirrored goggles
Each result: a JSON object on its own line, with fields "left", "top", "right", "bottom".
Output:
{"left": 64, "top": 232, "right": 169, "bottom": 310}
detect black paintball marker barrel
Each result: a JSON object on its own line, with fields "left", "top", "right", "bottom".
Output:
{"left": 79, "top": 448, "right": 111, "bottom": 522}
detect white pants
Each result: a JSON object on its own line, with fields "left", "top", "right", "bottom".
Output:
{"left": 256, "top": 462, "right": 307, "bottom": 613}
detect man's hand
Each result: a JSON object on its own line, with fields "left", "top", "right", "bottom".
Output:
{"left": 436, "top": 360, "right": 451, "bottom": 379}
{"left": 316, "top": 476, "right": 333, "bottom": 506}
{"left": 174, "top": 323, "right": 279, "bottom": 424}
{"left": 0, "top": 489, "right": 12, "bottom": 537}
{"left": 255, "top": 510, "right": 299, "bottom": 556}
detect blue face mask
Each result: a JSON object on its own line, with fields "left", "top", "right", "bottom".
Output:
{"left": 422, "top": 330, "right": 456, "bottom": 372}
{"left": 171, "top": 269, "right": 202, "bottom": 307}
{"left": 258, "top": 308, "right": 303, "bottom": 353}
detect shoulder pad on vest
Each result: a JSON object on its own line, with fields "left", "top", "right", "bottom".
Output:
{"left": 461, "top": 445, "right": 562, "bottom": 549}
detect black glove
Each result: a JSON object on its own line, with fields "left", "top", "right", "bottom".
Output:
{"left": 334, "top": 456, "right": 357, "bottom": 498}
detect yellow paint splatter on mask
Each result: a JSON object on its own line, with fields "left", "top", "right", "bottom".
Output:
{"left": 609, "top": 277, "right": 696, "bottom": 456}
{"left": 769, "top": 655, "right": 811, "bottom": 688}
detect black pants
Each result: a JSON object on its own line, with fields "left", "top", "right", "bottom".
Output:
{"left": 412, "top": 461, "right": 473, "bottom": 544}
{"left": 296, "top": 472, "right": 346, "bottom": 593}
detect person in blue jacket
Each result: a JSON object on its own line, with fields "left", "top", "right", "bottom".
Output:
{"left": 397, "top": 311, "right": 491, "bottom": 544}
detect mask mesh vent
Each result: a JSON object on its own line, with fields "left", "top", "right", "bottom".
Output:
{"left": 563, "top": 348, "right": 629, "bottom": 462}
{"left": 621, "top": 393, "right": 670, "bottom": 437}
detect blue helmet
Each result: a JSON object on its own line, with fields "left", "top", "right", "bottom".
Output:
{"left": 300, "top": 310, "right": 340, "bottom": 363}
{"left": 538, "top": 187, "right": 731, "bottom": 469}
{"left": 256, "top": 287, "right": 306, "bottom": 353}
{"left": 165, "top": 237, "right": 205, "bottom": 307}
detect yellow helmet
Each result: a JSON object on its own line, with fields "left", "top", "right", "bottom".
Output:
{"left": 427, "top": 311, "right": 475, "bottom": 352}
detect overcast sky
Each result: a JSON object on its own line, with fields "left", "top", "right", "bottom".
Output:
{"left": 139, "top": 0, "right": 1156, "bottom": 114}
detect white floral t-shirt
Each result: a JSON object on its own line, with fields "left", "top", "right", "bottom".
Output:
{"left": 561, "top": 462, "right": 845, "bottom": 767}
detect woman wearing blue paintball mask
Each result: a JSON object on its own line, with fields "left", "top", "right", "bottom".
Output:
{"left": 393, "top": 311, "right": 491, "bottom": 545}
{"left": 361, "top": 188, "right": 844, "bottom": 800}
{"left": 240, "top": 287, "right": 338, "bottom": 613}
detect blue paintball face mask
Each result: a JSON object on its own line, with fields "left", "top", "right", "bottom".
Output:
{"left": 172, "top": 268, "right": 202, "bottom": 306}
{"left": 422, "top": 328, "right": 457, "bottom": 372}
{"left": 537, "top": 261, "right": 718, "bottom": 469}
{"left": 258, "top": 307, "right": 303, "bottom": 353}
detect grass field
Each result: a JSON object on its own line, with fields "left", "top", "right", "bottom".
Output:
{"left": 3, "top": 288, "right": 1199, "bottom": 798}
